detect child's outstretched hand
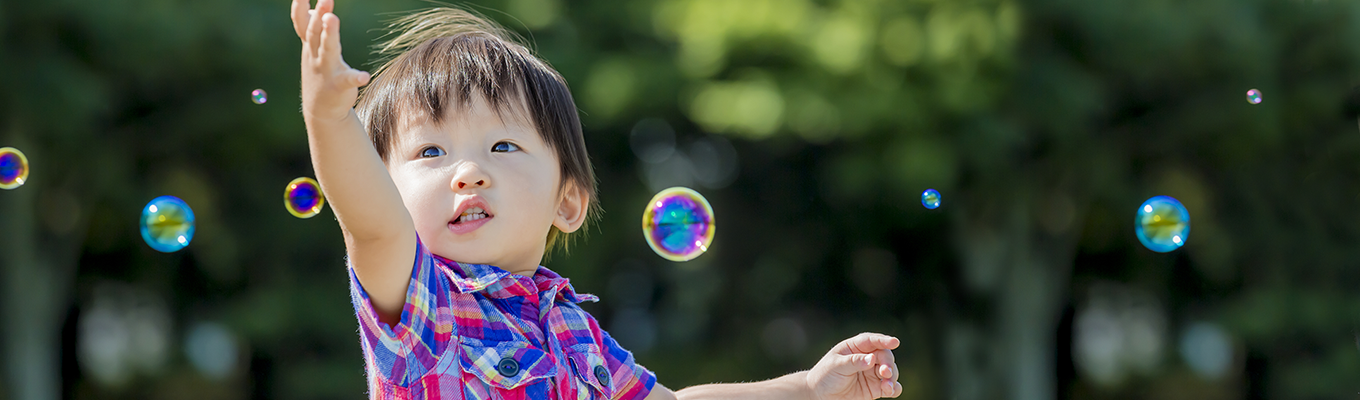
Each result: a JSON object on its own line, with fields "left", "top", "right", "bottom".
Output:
{"left": 805, "top": 332, "right": 903, "bottom": 400}
{"left": 290, "top": 0, "right": 370, "bottom": 125}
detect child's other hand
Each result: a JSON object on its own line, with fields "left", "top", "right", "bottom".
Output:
{"left": 805, "top": 332, "right": 903, "bottom": 400}
{"left": 290, "top": 0, "right": 370, "bottom": 125}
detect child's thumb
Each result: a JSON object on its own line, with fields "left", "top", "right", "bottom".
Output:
{"left": 349, "top": 70, "right": 371, "bottom": 87}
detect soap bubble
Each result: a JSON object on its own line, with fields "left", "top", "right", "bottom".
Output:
{"left": 642, "top": 187, "right": 715, "bottom": 262}
{"left": 140, "top": 196, "right": 195, "bottom": 253}
{"left": 0, "top": 147, "right": 29, "bottom": 190}
{"left": 921, "top": 189, "right": 941, "bottom": 209}
{"left": 284, "top": 177, "right": 325, "bottom": 219}
{"left": 1134, "top": 195, "right": 1190, "bottom": 253}
{"left": 251, "top": 89, "right": 267, "bottom": 105}
{"left": 1245, "top": 89, "right": 1262, "bottom": 104}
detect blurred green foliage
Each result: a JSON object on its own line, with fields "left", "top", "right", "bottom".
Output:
{"left": 3, "top": 0, "right": 1360, "bottom": 399}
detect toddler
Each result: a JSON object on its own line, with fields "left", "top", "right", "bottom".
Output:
{"left": 289, "top": 0, "right": 903, "bottom": 398}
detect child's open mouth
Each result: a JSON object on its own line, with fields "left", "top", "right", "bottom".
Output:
{"left": 453, "top": 207, "right": 491, "bottom": 223}
{"left": 448, "top": 203, "right": 494, "bottom": 235}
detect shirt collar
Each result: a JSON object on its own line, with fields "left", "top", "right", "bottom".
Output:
{"left": 432, "top": 254, "right": 598, "bottom": 304}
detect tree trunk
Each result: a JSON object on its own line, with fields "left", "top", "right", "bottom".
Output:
{"left": 0, "top": 144, "right": 83, "bottom": 400}
{"left": 946, "top": 193, "right": 1079, "bottom": 400}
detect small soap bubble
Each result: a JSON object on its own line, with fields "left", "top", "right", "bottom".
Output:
{"left": 921, "top": 189, "right": 941, "bottom": 210}
{"left": 251, "top": 89, "right": 267, "bottom": 105}
{"left": 140, "top": 196, "right": 195, "bottom": 253}
{"left": 641, "top": 187, "right": 715, "bottom": 262}
{"left": 0, "top": 147, "right": 29, "bottom": 190}
{"left": 1245, "top": 89, "right": 1262, "bottom": 105}
{"left": 1134, "top": 195, "right": 1190, "bottom": 253}
{"left": 284, "top": 177, "right": 325, "bottom": 219}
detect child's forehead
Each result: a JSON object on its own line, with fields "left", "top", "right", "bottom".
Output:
{"left": 393, "top": 93, "right": 537, "bottom": 141}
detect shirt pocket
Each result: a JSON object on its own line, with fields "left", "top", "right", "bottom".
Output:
{"left": 565, "top": 343, "right": 615, "bottom": 400}
{"left": 456, "top": 337, "right": 557, "bottom": 391}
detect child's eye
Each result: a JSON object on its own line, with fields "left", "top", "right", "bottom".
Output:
{"left": 491, "top": 141, "right": 521, "bottom": 153}
{"left": 420, "top": 147, "right": 445, "bottom": 158}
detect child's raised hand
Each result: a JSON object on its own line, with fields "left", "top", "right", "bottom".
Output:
{"left": 805, "top": 332, "right": 903, "bottom": 400}
{"left": 290, "top": 0, "right": 370, "bottom": 125}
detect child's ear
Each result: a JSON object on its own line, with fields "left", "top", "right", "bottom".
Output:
{"left": 553, "top": 182, "right": 589, "bottom": 234}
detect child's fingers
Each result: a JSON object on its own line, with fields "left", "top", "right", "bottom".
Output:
{"left": 289, "top": 0, "right": 310, "bottom": 41}
{"left": 843, "top": 332, "right": 901, "bottom": 355}
{"left": 872, "top": 349, "right": 895, "bottom": 370}
{"left": 878, "top": 381, "right": 901, "bottom": 398}
{"left": 315, "top": 0, "right": 334, "bottom": 20}
{"left": 828, "top": 352, "right": 876, "bottom": 376}
{"left": 318, "top": 13, "right": 341, "bottom": 67}
{"left": 304, "top": 0, "right": 328, "bottom": 55}
{"left": 869, "top": 348, "right": 899, "bottom": 398}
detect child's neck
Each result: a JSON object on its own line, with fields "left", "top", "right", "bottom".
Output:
{"left": 497, "top": 247, "right": 545, "bottom": 278}
{"left": 493, "top": 255, "right": 540, "bottom": 277}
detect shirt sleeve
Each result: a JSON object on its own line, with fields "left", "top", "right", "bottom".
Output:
{"left": 599, "top": 325, "right": 658, "bottom": 400}
{"left": 348, "top": 238, "right": 451, "bottom": 386}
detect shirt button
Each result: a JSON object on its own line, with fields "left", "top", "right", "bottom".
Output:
{"left": 497, "top": 357, "right": 520, "bottom": 377}
{"left": 593, "top": 365, "right": 610, "bottom": 388}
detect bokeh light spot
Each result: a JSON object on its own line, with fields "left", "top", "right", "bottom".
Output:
{"left": 185, "top": 321, "right": 239, "bottom": 381}
{"left": 1179, "top": 322, "right": 1233, "bottom": 381}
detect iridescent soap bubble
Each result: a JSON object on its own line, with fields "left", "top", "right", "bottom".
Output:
{"left": 921, "top": 189, "right": 941, "bottom": 209}
{"left": 140, "top": 196, "right": 195, "bottom": 253}
{"left": 641, "top": 187, "right": 715, "bottom": 262}
{"left": 0, "top": 147, "right": 29, "bottom": 190}
{"left": 1245, "top": 89, "right": 1262, "bottom": 104}
{"left": 1134, "top": 195, "right": 1190, "bottom": 253}
{"left": 284, "top": 177, "right": 325, "bottom": 219}
{"left": 251, "top": 89, "right": 267, "bottom": 105}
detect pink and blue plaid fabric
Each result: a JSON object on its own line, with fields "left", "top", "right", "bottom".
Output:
{"left": 347, "top": 240, "right": 657, "bottom": 400}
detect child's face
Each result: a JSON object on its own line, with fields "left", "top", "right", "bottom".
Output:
{"left": 386, "top": 95, "right": 571, "bottom": 273}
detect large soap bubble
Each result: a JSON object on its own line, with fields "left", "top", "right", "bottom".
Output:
{"left": 641, "top": 187, "right": 714, "bottom": 262}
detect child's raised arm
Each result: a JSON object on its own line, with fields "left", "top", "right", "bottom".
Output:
{"left": 290, "top": 0, "right": 414, "bottom": 324}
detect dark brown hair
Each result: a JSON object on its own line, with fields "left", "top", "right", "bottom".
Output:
{"left": 355, "top": 7, "right": 598, "bottom": 254}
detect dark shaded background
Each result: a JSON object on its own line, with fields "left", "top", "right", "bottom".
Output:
{"left": 3, "top": 0, "right": 1360, "bottom": 399}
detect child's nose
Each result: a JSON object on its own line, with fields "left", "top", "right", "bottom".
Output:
{"left": 451, "top": 162, "right": 491, "bottom": 190}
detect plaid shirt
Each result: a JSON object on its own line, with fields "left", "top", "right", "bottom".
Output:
{"left": 348, "top": 240, "right": 657, "bottom": 400}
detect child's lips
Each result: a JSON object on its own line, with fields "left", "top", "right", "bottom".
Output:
{"left": 448, "top": 215, "right": 492, "bottom": 235}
